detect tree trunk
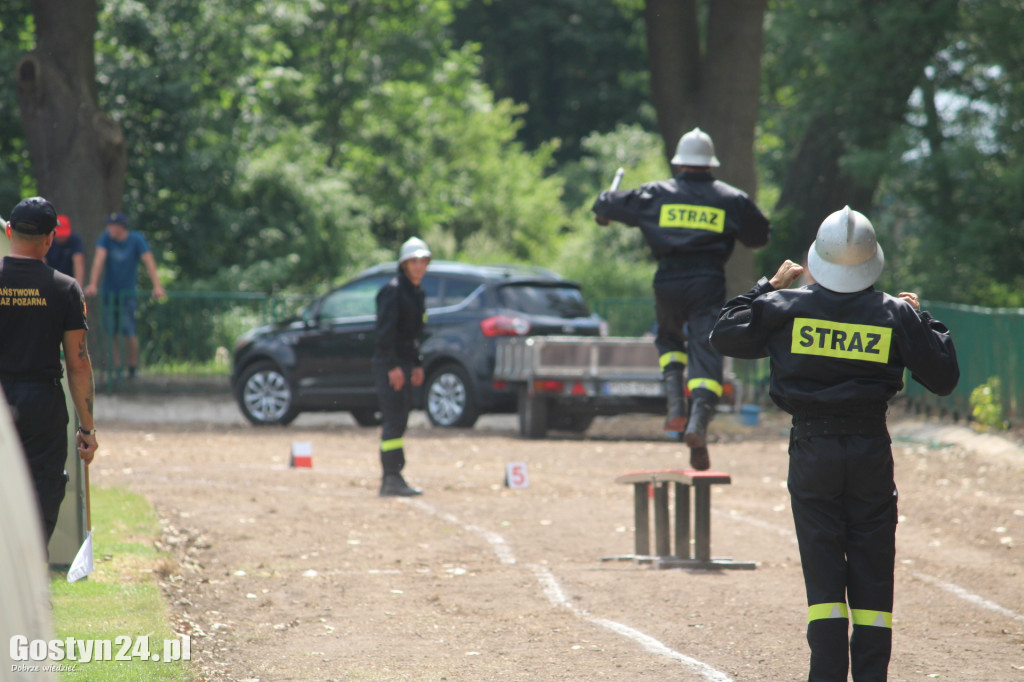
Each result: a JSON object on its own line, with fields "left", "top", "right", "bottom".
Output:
{"left": 15, "top": 0, "right": 125, "bottom": 259}
{"left": 645, "top": 0, "right": 768, "bottom": 295}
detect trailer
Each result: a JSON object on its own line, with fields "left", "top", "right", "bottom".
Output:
{"left": 494, "top": 335, "right": 742, "bottom": 438}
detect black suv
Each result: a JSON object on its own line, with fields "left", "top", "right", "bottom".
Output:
{"left": 231, "top": 260, "right": 605, "bottom": 427}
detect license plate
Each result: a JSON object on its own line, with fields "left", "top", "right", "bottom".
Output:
{"left": 602, "top": 381, "right": 663, "bottom": 397}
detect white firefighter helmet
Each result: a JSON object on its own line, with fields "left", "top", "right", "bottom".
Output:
{"left": 670, "top": 127, "right": 721, "bottom": 167}
{"left": 806, "top": 206, "right": 885, "bottom": 293}
{"left": 398, "top": 236, "right": 432, "bottom": 264}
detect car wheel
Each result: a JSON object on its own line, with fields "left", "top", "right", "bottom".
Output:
{"left": 517, "top": 387, "right": 548, "bottom": 439}
{"left": 351, "top": 408, "right": 381, "bottom": 427}
{"left": 425, "top": 364, "right": 479, "bottom": 428}
{"left": 236, "top": 361, "right": 299, "bottom": 426}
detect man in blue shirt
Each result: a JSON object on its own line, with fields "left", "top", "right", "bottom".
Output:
{"left": 84, "top": 212, "right": 165, "bottom": 378}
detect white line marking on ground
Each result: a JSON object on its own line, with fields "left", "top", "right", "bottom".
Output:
{"left": 909, "top": 570, "right": 1024, "bottom": 623}
{"left": 721, "top": 509, "right": 1024, "bottom": 624}
{"left": 409, "top": 499, "right": 734, "bottom": 682}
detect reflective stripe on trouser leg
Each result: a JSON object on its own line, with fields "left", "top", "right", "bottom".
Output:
{"left": 375, "top": 360, "right": 412, "bottom": 475}
{"left": 684, "top": 307, "right": 723, "bottom": 400}
{"left": 687, "top": 377, "right": 723, "bottom": 397}
{"left": 851, "top": 612, "right": 893, "bottom": 682}
{"left": 808, "top": 602, "right": 849, "bottom": 622}
{"left": 807, "top": 602, "right": 851, "bottom": 682}
{"left": 659, "top": 351, "right": 688, "bottom": 371}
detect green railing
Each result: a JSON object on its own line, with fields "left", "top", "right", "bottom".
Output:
{"left": 89, "top": 290, "right": 315, "bottom": 392}
{"left": 902, "top": 301, "right": 1022, "bottom": 425}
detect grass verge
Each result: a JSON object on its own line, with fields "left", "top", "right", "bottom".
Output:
{"left": 49, "top": 486, "right": 194, "bottom": 682}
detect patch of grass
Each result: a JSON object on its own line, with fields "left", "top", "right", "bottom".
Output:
{"left": 49, "top": 487, "right": 194, "bottom": 682}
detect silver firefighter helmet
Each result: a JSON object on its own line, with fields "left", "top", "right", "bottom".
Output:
{"left": 806, "top": 206, "right": 885, "bottom": 293}
{"left": 670, "top": 127, "right": 721, "bottom": 167}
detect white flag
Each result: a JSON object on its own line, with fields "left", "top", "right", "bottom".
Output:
{"left": 67, "top": 531, "right": 94, "bottom": 583}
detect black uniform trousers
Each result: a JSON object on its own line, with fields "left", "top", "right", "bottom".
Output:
{"left": 373, "top": 360, "right": 414, "bottom": 475}
{"left": 788, "top": 433, "right": 897, "bottom": 682}
{"left": 3, "top": 377, "right": 70, "bottom": 545}
{"left": 652, "top": 265, "right": 726, "bottom": 402}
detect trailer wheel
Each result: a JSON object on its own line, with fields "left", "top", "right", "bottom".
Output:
{"left": 518, "top": 388, "right": 549, "bottom": 439}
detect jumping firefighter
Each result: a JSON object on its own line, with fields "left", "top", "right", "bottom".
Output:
{"left": 592, "top": 127, "right": 771, "bottom": 469}
{"left": 374, "top": 237, "right": 432, "bottom": 497}
{"left": 710, "top": 207, "right": 959, "bottom": 681}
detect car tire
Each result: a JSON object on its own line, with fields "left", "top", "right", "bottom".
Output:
{"left": 517, "top": 387, "right": 549, "bottom": 439}
{"left": 351, "top": 408, "right": 381, "bottom": 427}
{"left": 425, "top": 363, "right": 479, "bottom": 428}
{"left": 236, "top": 361, "right": 299, "bottom": 426}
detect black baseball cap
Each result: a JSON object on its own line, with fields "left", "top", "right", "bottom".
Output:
{"left": 9, "top": 197, "right": 58, "bottom": 235}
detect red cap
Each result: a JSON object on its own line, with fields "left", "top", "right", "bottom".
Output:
{"left": 55, "top": 214, "right": 72, "bottom": 239}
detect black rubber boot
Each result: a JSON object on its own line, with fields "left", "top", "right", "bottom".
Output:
{"left": 688, "top": 445, "right": 710, "bottom": 471}
{"left": 663, "top": 369, "right": 688, "bottom": 433}
{"left": 683, "top": 398, "right": 715, "bottom": 450}
{"left": 379, "top": 473, "right": 423, "bottom": 497}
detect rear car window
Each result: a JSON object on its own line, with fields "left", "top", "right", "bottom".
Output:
{"left": 439, "top": 277, "right": 484, "bottom": 308}
{"left": 497, "top": 284, "right": 591, "bottom": 318}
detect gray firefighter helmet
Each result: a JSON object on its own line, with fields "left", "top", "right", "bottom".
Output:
{"left": 398, "top": 236, "right": 432, "bottom": 264}
{"left": 806, "top": 206, "right": 885, "bottom": 293}
{"left": 670, "top": 127, "right": 721, "bottom": 167}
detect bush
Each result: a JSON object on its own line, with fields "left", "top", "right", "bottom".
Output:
{"left": 969, "top": 376, "right": 1007, "bottom": 431}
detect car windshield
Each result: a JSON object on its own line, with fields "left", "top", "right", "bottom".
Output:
{"left": 497, "top": 284, "right": 591, "bottom": 318}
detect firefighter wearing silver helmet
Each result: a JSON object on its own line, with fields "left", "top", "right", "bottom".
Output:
{"left": 710, "top": 207, "right": 959, "bottom": 682}
{"left": 592, "top": 126, "right": 770, "bottom": 470}
{"left": 373, "top": 237, "right": 432, "bottom": 496}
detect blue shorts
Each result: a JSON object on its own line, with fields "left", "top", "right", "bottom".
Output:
{"left": 102, "top": 293, "right": 138, "bottom": 337}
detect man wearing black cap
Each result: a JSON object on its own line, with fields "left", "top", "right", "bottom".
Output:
{"left": 1, "top": 197, "right": 98, "bottom": 547}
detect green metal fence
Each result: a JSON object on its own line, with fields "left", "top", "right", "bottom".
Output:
{"left": 902, "top": 301, "right": 1022, "bottom": 425}
{"left": 90, "top": 290, "right": 315, "bottom": 392}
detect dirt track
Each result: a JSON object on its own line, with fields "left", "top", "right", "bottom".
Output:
{"left": 93, "top": 397, "right": 1024, "bottom": 681}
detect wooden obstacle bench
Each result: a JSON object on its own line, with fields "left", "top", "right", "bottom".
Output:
{"left": 602, "top": 469, "right": 756, "bottom": 570}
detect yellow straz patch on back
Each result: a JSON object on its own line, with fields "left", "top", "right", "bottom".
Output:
{"left": 658, "top": 204, "right": 726, "bottom": 232}
{"left": 791, "top": 318, "right": 892, "bottom": 363}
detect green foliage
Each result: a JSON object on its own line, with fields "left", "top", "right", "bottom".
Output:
{"left": 342, "top": 45, "right": 568, "bottom": 264}
{"left": 969, "top": 376, "right": 1007, "bottom": 431}
{"left": 874, "top": 0, "right": 1024, "bottom": 305}
{"left": 0, "top": 1, "right": 35, "bottom": 210}
{"left": 450, "top": 0, "right": 652, "bottom": 160}
{"left": 552, "top": 125, "right": 666, "bottom": 301}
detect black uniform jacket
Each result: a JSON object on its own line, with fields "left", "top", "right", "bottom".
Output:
{"left": 374, "top": 268, "right": 426, "bottom": 370}
{"left": 710, "top": 279, "right": 959, "bottom": 419}
{"left": 592, "top": 170, "right": 770, "bottom": 267}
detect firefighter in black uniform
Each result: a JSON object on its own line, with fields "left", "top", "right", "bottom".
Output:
{"left": 592, "top": 127, "right": 770, "bottom": 470}
{"left": 374, "top": 237, "right": 431, "bottom": 497}
{"left": 710, "top": 207, "right": 959, "bottom": 681}
{"left": 1, "top": 197, "right": 98, "bottom": 547}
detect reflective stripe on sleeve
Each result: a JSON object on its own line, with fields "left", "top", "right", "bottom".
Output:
{"left": 808, "top": 602, "right": 849, "bottom": 623}
{"left": 381, "top": 438, "right": 404, "bottom": 452}
{"left": 851, "top": 609, "right": 892, "bottom": 629}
